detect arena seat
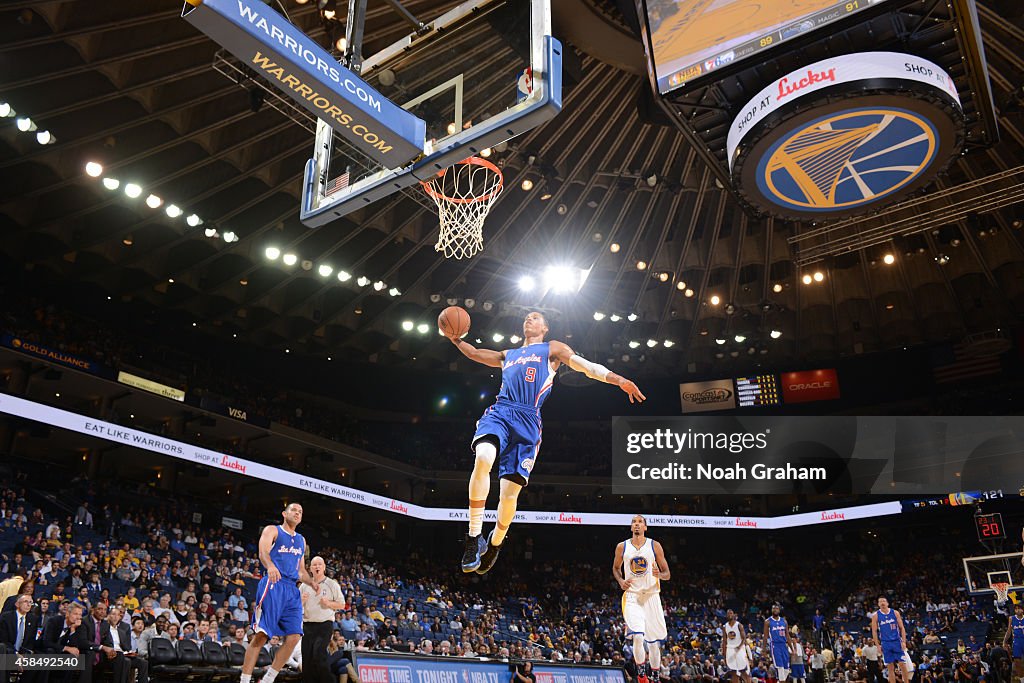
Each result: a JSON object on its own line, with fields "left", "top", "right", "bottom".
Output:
{"left": 149, "top": 637, "right": 191, "bottom": 680}
{"left": 174, "top": 639, "right": 207, "bottom": 681}
{"left": 225, "top": 642, "right": 246, "bottom": 667}
{"left": 200, "top": 641, "right": 235, "bottom": 682}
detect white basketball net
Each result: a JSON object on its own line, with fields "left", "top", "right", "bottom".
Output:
{"left": 993, "top": 582, "right": 1010, "bottom": 603}
{"left": 421, "top": 157, "right": 503, "bottom": 260}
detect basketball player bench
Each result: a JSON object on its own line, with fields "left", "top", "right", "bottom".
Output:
{"left": 183, "top": 0, "right": 562, "bottom": 259}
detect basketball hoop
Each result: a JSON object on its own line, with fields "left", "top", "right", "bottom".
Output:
{"left": 421, "top": 156, "right": 503, "bottom": 260}
{"left": 992, "top": 582, "right": 1010, "bottom": 603}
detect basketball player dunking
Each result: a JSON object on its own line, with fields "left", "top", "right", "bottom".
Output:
{"left": 871, "top": 597, "right": 913, "bottom": 683}
{"left": 242, "top": 503, "right": 319, "bottom": 683}
{"left": 723, "top": 609, "right": 752, "bottom": 683}
{"left": 1003, "top": 603, "right": 1024, "bottom": 683}
{"left": 612, "top": 514, "right": 670, "bottom": 683}
{"left": 764, "top": 605, "right": 794, "bottom": 682}
{"left": 449, "top": 311, "right": 645, "bottom": 574}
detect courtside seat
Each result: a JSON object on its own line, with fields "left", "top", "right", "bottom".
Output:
{"left": 174, "top": 639, "right": 208, "bottom": 682}
{"left": 150, "top": 637, "right": 191, "bottom": 680}
{"left": 200, "top": 641, "right": 235, "bottom": 682}
{"left": 226, "top": 642, "right": 246, "bottom": 667}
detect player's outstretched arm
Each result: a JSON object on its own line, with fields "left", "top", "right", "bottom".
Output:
{"left": 448, "top": 336, "right": 504, "bottom": 368}
{"left": 652, "top": 540, "right": 671, "bottom": 581}
{"left": 549, "top": 340, "right": 646, "bottom": 403}
{"left": 259, "top": 525, "right": 281, "bottom": 584}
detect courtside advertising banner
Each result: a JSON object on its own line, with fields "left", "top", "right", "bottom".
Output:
{"left": 612, "top": 415, "right": 1024, "bottom": 495}
{"left": 355, "top": 652, "right": 627, "bottom": 683}
{"left": 0, "top": 392, "right": 907, "bottom": 530}
{"left": 679, "top": 379, "right": 736, "bottom": 413}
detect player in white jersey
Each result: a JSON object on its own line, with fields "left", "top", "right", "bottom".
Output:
{"left": 451, "top": 311, "right": 645, "bottom": 574}
{"left": 612, "top": 515, "right": 670, "bottom": 683}
{"left": 722, "top": 609, "right": 752, "bottom": 683}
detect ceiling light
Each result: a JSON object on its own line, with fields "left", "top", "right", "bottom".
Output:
{"left": 544, "top": 265, "right": 587, "bottom": 294}
{"left": 676, "top": 281, "right": 686, "bottom": 290}
{"left": 636, "top": 260, "right": 647, "bottom": 271}
{"left": 145, "top": 194, "right": 162, "bottom": 209}
{"left": 748, "top": 347, "right": 757, "bottom": 355}
{"left": 323, "top": 8, "right": 337, "bottom": 19}
{"left": 802, "top": 274, "right": 813, "bottom": 285}
{"left": 730, "top": 350, "right": 740, "bottom": 358}
{"left": 337, "top": 270, "right": 351, "bottom": 282}
{"left": 521, "top": 178, "right": 534, "bottom": 191}
{"left": 509, "top": 334, "right": 521, "bottom": 344}
{"left": 646, "top": 339, "right": 658, "bottom": 348}
{"left": 318, "top": 264, "right": 333, "bottom": 277}
{"left": 373, "top": 281, "right": 386, "bottom": 291}
{"left": 0, "top": 103, "right": 14, "bottom": 118}
{"left": 715, "top": 352, "right": 724, "bottom": 359}
{"left": 165, "top": 204, "right": 182, "bottom": 218}
{"left": 124, "top": 183, "right": 142, "bottom": 198}
{"left": 709, "top": 295, "right": 721, "bottom": 306}
{"left": 770, "top": 330, "right": 782, "bottom": 339}
{"left": 265, "top": 247, "right": 281, "bottom": 260}
{"left": 658, "top": 272, "right": 669, "bottom": 282}
{"left": 813, "top": 271, "right": 824, "bottom": 282}
{"left": 204, "top": 228, "right": 217, "bottom": 238}
{"left": 493, "top": 333, "right": 504, "bottom": 343}
{"left": 557, "top": 204, "right": 568, "bottom": 215}
{"left": 102, "top": 178, "right": 120, "bottom": 191}
{"left": 610, "top": 243, "right": 620, "bottom": 253}
{"left": 883, "top": 253, "right": 895, "bottom": 265}
{"left": 539, "top": 192, "right": 553, "bottom": 201}
{"left": 773, "top": 283, "right": 783, "bottom": 293}
{"left": 663, "top": 340, "right": 675, "bottom": 348}
{"left": 402, "top": 321, "right": 414, "bottom": 331}
{"left": 122, "top": 236, "right": 133, "bottom": 246}
{"left": 609, "top": 314, "right": 621, "bottom": 322}
{"left": 628, "top": 341, "right": 640, "bottom": 349}
{"left": 480, "top": 148, "right": 492, "bottom": 158}
{"left": 627, "top": 313, "right": 638, "bottom": 322}
{"left": 186, "top": 214, "right": 202, "bottom": 227}
{"left": 464, "top": 298, "right": 476, "bottom": 308}
{"left": 417, "top": 323, "right": 429, "bottom": 334}
{"left": 335, "top": 36, "right": 346, "bottom": 51}
{"left": 725, "top": 303, "right": 736, "bottom": 315}
{"left": 715, "top": 338, "right": 726, "bottom": 345}
{"left": 518, "top": 275, "right": 536, "bottom": 292}
{"left": 282, "top": 253, "right": 298, "bottom": 266}
{"left": 16, "top": 117, "right": 37, "bottom": 132}
{"left": 936, "top": 254, "right": 950, "bottom": 265}
{"left": 36, "top": 130, "right": 55, "bottom": 145}
{"left": 357, "top": 276, "right": 370, "bottom": 287}
{"left": 593, "top": 312, "right": 606, "bottom": 321}
{"left": 239, "top": 279, "right": 248, "bottom": 286}
{"left": 389, "top": 287, "right": 401, "bottom": 297}
{"left": 482, "top": 301, "right": 494, "bottom": 311}
{"left": 734, "top": 335, "right": 746, "bottom": 343}
{"left": 168, "top": 278, "right": 175, "bottom": 283}
{"left": 684, "top": 288, "right": 694, "bottom": 298}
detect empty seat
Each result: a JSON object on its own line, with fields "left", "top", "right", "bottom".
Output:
{"left": 150, "top": 637, "right": 191, "bottom": 680}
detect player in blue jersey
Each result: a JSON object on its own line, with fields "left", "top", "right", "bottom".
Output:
{"left": 448, "top": 310, "right": 645, "bottom": 574}
{"left": 1002, "top": 602, "right": 1024, "bottom": 674}
{"left": 240, "top": 503, "right": 319, "bottom": 683}
{"left": 763, "top": 605, "right": 794, "bottom": 681}
{"left": 871, "top": 597, "right": 913, "bottom": 683}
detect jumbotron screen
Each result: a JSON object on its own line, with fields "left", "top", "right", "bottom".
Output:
{"left": 642, "top": 0, "right": 891, "bottom": 94}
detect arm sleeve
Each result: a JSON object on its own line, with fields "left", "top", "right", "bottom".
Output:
{"left": 568, "top": 354, "right": 611, "bottom": 382}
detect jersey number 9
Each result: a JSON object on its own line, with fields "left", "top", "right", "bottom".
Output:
{"left": 524, "top": 367, "right": 537, "bottom": 383}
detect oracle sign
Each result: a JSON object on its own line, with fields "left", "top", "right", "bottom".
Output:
{"left": 781, "top": 369, "right": 840, "bottom": 403}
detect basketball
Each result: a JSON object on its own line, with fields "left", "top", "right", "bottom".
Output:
{"left": 438, "top": 305, "right": 470, "bottom": 339}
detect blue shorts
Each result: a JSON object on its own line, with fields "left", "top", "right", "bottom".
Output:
{"left": 473, "top": 401, "right": 542, "bottom": 485}
{"left": 1014, "top": 641, "right": 1024, "bottom": 659}
{"left": 791, "top": 665, "right": 806, "bottom": 678}
{"left": 881, "top": 641, "right": 907, "bottom": 666}
{"left": 252, "top": 577, "right": 303, "bottom": 637}
{"left": 771, "top": 642, "right": 791, "bottom": 670}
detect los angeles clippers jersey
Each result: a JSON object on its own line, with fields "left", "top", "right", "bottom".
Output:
{"left": 1013, "top": 615, "right": 1024, "bottom": 642}
{"left": 497, "top": 342, "right": 554, "bottom": 408}
{"left": 270, "top": 525, "right": 305, "bottom": 581}
{"left": 769, "top": 616, "right": 788, "bottom": 643}
{"left": 876, "top": 609, "right": 899, "bottom": 642}
{"left": 622, "top": 538, "right": 659, "bottom": 594}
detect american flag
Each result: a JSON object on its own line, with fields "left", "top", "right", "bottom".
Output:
{"left": 326, "top": 170, "right": 350, "bottom": 195}
{"left": 930, "top": 341, "right": 1003, "bottom": 384}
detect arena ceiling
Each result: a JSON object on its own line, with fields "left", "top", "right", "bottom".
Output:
{"left": 2, "top": 0, "right": 1024, "bottom": 376}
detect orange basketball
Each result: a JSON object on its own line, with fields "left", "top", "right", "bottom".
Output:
{"left": 438, "top": 306, "right": 470, "bottom": 339}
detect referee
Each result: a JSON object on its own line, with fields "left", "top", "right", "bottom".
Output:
{"left": 301, "top": 557, "right": 345, "bottom": 683}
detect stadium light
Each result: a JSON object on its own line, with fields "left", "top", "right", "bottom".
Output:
{"left": 318, "top": 264, "right": 333, "bottom": 277}
{"left": 402, "top": 321, "right": 414, "bottom": 331}
{"left": 771, "top": 330, "right": 782, "bottom": 339}
{"left": 883, "top": 253, "right": 895, "bottom": 265}
{"left": 265, "top": 247, "right": 281, "bottom": 260}
{"left": 734, "top": 335, "right": 746, "bottom": 343}
{"left": 102, "top": 178, "right": 120, "bottom": 191}
{"left": 709, "top": 295, "right": 721, "bottom": 306}
{"left": 146, "top": 194, "right": 163, "bottom": 209}
{"left": 36, "top": 130, "right": 55, "bottom": 145}
{"left": 646, "top": 339, "right": 658, "bottom": 348}
{"left": 627, "top": 313, "right": 638, "bottom": 322}
{"left": 543, "top": 265, "right": 580, "bottom": 293}
{"left": 222, "top": 231, "right": 237, "bottom": 243}
{"left": 204, "top": 228, "right": 217, "bottom": 238}
{"left": 593, "top": 312, "right": 606, "bottom": 321}
{"left": 186, "top": 214, "right": 202, "bottom": 227}
{"left": 356, "top": 276, "right": 370, "bottom": 287}
{"left": 165, "top": 204, "right": 182, "bottom": 218}
{"left": 16, "top": 117, "right": 37, "bottom": 132}
{"left": 610, "top": 243, "right": 620, "bottom": 253}
{"left": 773, "top": 283, "right": 784, "bottom": 293}
{"left": 684, "top": 288, "right": 695, "bottom": 298}
{"left": 417, "top": 323, "right": 429, "bottom": 334}
{"left": 124, "top": 183, "right": 142, "bottom": 198}
{"left": 715, "top": 338, "right": 726, "bottom": 345}
{"left": 664, "top": 340, "right": 675, "bottom": 348}
{"left": 813, "top": 271, "right": 824, "bottom": 282}
{"left": 373, "top": 281, "right": 386, "bottom": 291}
{"left": 636, "top": 260, "right": 647, "bottom": 271}
{"left": 282, "top": 253, "right": 298, "bottom": 266}
{"left": 337, "top": 270, "right": 351, "bottom": 282}
{"left": 628, "top": 341, "right": 640, "bottom": 349}
{"left": 0, "top": 103, "right": 15, "bottom": 118}
{"left": 676, "top": 281, "right": 686, "bottom": 291}
{"left": 509, "top": 335, "right": 521, "bottom": 344}
{"left": 86, "top": 162, "right": 105, "bottom": 177}
{"left": 802, "top": 274, "right": 813, "bottom": 285}
{"left": 518, "top": 275, "right": 536, "bottom": 292}
{"left": 388, "top": 287, "right": 401, "bottom": 297}
{"left": 609, "top": 314, "right": 621, "bottom": 322}
{"left": 493, "top": 333, "right": 504, "bottom": 343}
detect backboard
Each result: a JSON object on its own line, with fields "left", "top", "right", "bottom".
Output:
{"left": 963, "top": 551, "right": 1024, "bottom": 596}
{"left": 301, "top": 0, "right": 562, "bottom": 228}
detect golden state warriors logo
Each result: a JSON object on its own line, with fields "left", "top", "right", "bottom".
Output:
{"left": 629, "top": 556, "right": 648, "bottom": 576}
{"left": 756, "top": 107, "right": 938, "bottom": 212}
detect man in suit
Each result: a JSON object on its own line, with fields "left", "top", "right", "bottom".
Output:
{"left": 40, "top": 602, "right": 93, "bottom": 683}
{"left": 0, "top": 593, "right": 41, "bottom": 683}
{"left": 83, "top": 603, "right": 126, "bottom": 683}
{"left": 101, "top": 606, "right": 145, "bottom": 683}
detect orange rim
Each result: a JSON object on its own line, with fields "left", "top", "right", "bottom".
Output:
{"left": 420, "top": 156, "right": 504, "bottom": 205}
